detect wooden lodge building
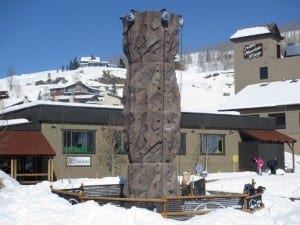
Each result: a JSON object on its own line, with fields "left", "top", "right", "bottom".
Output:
{"left": 0, "top": 101, "right": 296, "bottom": 183}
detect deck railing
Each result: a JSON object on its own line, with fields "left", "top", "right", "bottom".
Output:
{"left": 16, "top": 173, "right": 48, "bottom": 184}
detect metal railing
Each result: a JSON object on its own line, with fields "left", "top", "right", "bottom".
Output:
{"left": 51, "top": 186, "right": 263, "bottom": 219}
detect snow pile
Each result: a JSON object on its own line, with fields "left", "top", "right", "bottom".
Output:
{"left": 1, "top": 153, "right": 300, "bottom": 225}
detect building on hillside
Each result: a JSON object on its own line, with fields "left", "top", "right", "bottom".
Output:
{"left": 0, "top": 101, "right": 295, "bottom": 183}
{"left": 50, "top": 81, "right": 122, "bottom": 105}
{"left": 49, "top": 81, "right": 122, "bottom": 105}
{"left": 49, "top": 81, "right": 104, "bottom": 103}
{"left": 0, "top": 91, "right": 9, "bottom": 100}
{"left": 79, "top": 55, "right": 109, "bottom": 67}
{"left": 0, "top": 90, "right": 9, "bottom": 109}
{"left": 230, "top": 23, "right": 300, "bottom": 93}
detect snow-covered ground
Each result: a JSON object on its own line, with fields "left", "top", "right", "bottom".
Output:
{"left": 1, "top": 152, "right": 300, "bottom": 225}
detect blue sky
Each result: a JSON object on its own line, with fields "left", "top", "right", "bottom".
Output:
{"left": 0, "top": 0, "right": 299, "bottom": 77}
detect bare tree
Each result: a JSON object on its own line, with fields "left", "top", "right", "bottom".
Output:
{"left": 100, "top": 126, "right": 127, "bottom": 176}
{"left": 6, "top": 66, "right": 15, "bottom": 91}
{"left": 97, "top": 113, "right": 127, "bottom": 176}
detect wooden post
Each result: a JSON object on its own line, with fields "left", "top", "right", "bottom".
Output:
{"left": 13, "top": 158, "right": 17, "bottom": 179}
{"left": 48, "top": 157, "right": 54, "bottom": 181}
{"left": 79, "top": 190, "right": 85, "bottom": 202}
{"left": 48, "top": 157, "right": 50, "bottom": 181}
{"left": 161, "top": 196, "right": 167, "bottom": 218}
{"left": 291, "top": 143, "right": 295, "bottom": 173}
{"left": 287, "top": 143, "right": 295, "bottom": 173}
{"left": 50, "top": 157, "right": 54, "bottom": 181}
{"left": 10, "top": 158, "right": 14, "bottom": 178}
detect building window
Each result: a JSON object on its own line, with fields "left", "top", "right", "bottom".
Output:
{"left": 260, "top": 67, "right": 268, "bottom": 80}
{"left": 178, "top": 133, "right": 186, "bottom": 155}
{"left": 114, "top": 131, "right": 127, "bottom": 154}
{"left": 63, "top": 130, "right": 95, "bottom": 154}
{"left": 201, "top": 134, "right": 225, "bottom": 155}
{"left": 277, "top": 44, "right": 281, "bottom": 58}
{"left": 268, "top": 113, "right": 286, "bottom": 129}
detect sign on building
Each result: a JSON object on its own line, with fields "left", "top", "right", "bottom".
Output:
{"left": 66, "top": 156, "right": 91, "bottom": 167}
{"left": 243, "top": 43, "right": 263, "bottom": 59}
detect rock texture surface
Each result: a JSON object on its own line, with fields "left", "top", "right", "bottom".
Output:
{"left": 122, "top": 11, "right": 181, "bottom": 198}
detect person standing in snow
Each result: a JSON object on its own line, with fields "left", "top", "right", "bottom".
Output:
{"left": 267, "top": 157, "right": 278, "bottom": 175}
{"left": 195, "top": 162, "right": 203, "bottom": 175}
{"left": 253, "top": 157, "right": 264, "bottom": 175}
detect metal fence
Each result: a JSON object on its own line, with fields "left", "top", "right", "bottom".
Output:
{"left": 51, "top": 184, "right": 264, "bottom": 219}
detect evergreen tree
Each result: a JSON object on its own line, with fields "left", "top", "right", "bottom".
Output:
{"left": 69, "top": 57, "right": 79, "bottom": 70}
{"left": 119, "top": 57, "right": 126, "bottom": 68}
{"left": 47, "top": 73, "right": 52, "bottom": 83}
{"left": 37, "top": 90, "right": 42, "bottom": 100}
{"left": 69, "top": 60, "right": 73, "bottom": 70}
{"left": 72, "top": 57, "right": 79, "bottom": 70}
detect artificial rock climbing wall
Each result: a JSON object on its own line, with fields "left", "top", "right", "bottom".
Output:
{"left": 122, "top": 10, "right": 181, "bottom": 198}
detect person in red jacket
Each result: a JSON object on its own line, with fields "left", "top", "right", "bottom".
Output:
{"left": 253, "top": 157, "right": 264, "bottom": 175}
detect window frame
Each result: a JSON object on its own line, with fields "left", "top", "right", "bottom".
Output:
{"left": 200, "top": 133, "right": 225, "bottom": 155}
{"left": 114, "top": 131, "right": 127, "bottom": 155}
{"left": 177, "top": 133, "right": 187, "bottom": 155}
{"left": 277, "top": 44, "right": 281, "bottom": 58}
{"left": 259, "top": 66, "right": 268, "bottom": 80}
{"left": 268, "top": 113, "right": 286, "bottom": 129}
{"left": 62, "top": 129, "right": 96, "bottom": 154}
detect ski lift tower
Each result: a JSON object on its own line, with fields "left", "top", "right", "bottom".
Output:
{"left": 121, "top": 10, "right": 182, "bottom": 198}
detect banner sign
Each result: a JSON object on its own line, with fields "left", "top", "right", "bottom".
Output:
{"left": 66, "top": 156, "right": 91, "bottom": 167}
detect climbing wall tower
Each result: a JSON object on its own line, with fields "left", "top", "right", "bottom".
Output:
{"left": 122, "top": 10, "right": 181, "bottom": 198}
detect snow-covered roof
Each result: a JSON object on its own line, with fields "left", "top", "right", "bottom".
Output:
{"left": 50, "top": 81, "right": 100, "bottom": 91}
{"left": 80, "top": 56, "right": 100, "bottom": 63}
{"left": 55, "top": 95, "right": 98, "bottom": 101}
{"left": 0, "top": 118, "right": 29, "bottom": 127}
{"left": 219, "top": 79, "right": 300, "bottom": 111}
{"left": 230, "top": 23, "right": 283, "bottom": 41}
{"left": 0, "top": 100, "right": 123, "bottom": 114}
{"left": 2, "top": 98, "right": 27, "bottom": 108}
{"left": 230, "top": 26, "right": 270, "bottom": 39}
